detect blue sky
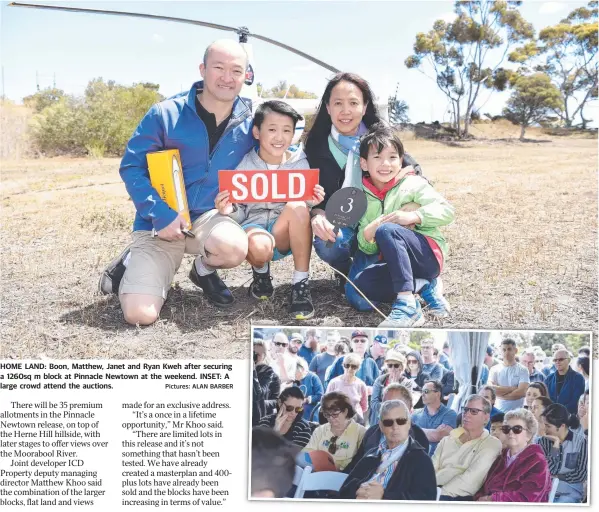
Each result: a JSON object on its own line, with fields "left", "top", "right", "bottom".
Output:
{"left": 1, "top": 0, "right": 596, "bottom": 123}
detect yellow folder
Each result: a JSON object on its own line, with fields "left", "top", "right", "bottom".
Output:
{"left": 147, "top": 149, "right": 192, "bottom": 230}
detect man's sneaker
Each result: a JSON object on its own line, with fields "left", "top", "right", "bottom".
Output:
{"left": 290, "top": 278, "right": 315, "bottom": 320}
{"left": 249, "top": 266, "right": 274, "bottom": 300}
{"left": 378, "top": 297, "right": 425, "bottom": 328}
{"left": 420, "top": 277, "right": 450, "bottom": 318}
{"left": 98, "top": 245, "right": 131, "bottom": 295}
{"left": 189, "top": 264, "right": 234, "bottom": 308}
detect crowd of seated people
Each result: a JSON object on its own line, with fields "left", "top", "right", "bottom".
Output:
{"left": 251, "top": 332, "right": 590, "bottom": 502}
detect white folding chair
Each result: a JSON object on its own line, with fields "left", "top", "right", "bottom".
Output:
{"left": 548, "top": 477, "right": 560, "bottom": 502}
{"left": 292, "top": 465, "right": 304, "bottom": 487}
{"left": 294, "top": 467, "right": 348, "bottom": 499}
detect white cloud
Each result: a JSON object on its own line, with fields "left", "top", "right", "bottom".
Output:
{"left": 538, "top": 2, "right": 567, "bottom": 15}
{"left": 152, "top": 34, "right": 165, "bottom": 44}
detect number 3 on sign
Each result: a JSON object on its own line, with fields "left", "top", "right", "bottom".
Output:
{"left": 340, "top": 197, "right": 354, "bottom": 213}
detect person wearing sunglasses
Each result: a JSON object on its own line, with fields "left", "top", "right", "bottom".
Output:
{"left": 369, "top": 350, "right": 414, "bottom": 426}
{"left": 324, "top": 330, "right": 380, "bottom": 393}
{"left": 270, "top": 332, "right": 297, "bottom": 385}
{"left": 302, "top": 391, "right": 366, "bottom": 471}
{"left": 544, "top": 349, "right": 586, "bottom": 415}
{"left": 474, "top": 408, "right": 551, "bottom": 502}
{"left": 258, "top": 386, "right": 312, "bottom": 448}
{"left": 253, "top": 339, "right": 281, "bottom": 424}
{"left": 326, "top": 353, "right": 369, "bottom": 423}
{"left": 412, "top": 380, "right": 457, "bottom": 456}
{"left": 433, "top": 394, "right": 502, "bottom": 501}
{"left": 339, "top": 400, "right": 437, "bottom": 500}
{"left": 403, "top": 350, "right": 430, "bottom": 394}
{"left": 537, "top": 403, "right": 587, "bottom": 503}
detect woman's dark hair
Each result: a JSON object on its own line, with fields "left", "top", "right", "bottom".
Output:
{"left": 578, "top": 346, "right": 591, "bottom": 357}
{"left": 279, "top": 385, "right": 304, "bottom": 403}
{"left": 529, "top": 381, "right": 549, "bottom": 397}
{"left": 542, "top": 403, "right": 580, "bottom": 430}
{"left": 254, "top": 100, "right": 303, "bottom": 129}
{"left": 490, "top": 412, "right": 505, "bottom": 424}
{"left": 534, "top": 396, "right": 553, "bottom": 410}
{"left": 321, "top": 391, "right": 355, "bottom": 419}
{"left": 577, "top": 356, "right": 590, "bottom": 377}
{"left": 305, "top": 72, "right": 380, "bottom": 149}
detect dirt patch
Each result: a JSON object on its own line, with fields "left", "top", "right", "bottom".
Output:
{"left": 1, "top": 136, "right": 597, "bottom": 360}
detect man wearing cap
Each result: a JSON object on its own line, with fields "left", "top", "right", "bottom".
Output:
{"left": 411, "top": 379, "right": 457, "bottom": 455}
{"left": 298, "top": 328, "right": 320, "bottom": 366}
{"left": 309, "top": 330, "right": 339, "bottom": 387}
{"left": 324, "top": 330, "right": 380, "bottom": 392}
{"left": 270, "top": 332, "right": 297, "bottom": 384}
{"left": 98, "top": 39, "right": 255, "bottom": 325}
{"left": 368, "top": 334, "right": 390, "bottom": 371}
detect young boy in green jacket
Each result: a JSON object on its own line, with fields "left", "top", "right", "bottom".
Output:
{"left": 345, "top": 124, "right": 455, "bottom": 327}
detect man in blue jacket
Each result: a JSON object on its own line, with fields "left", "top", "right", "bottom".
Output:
{"left": 99, "top": 40, "right": 255, "bottom": 325}
{"left": 545, "top": 349, "right": 586, "bottom": 414}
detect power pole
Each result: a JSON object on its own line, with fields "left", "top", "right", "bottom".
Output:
{"left": 53, "top": 72, "right": 56, "bottom": 88}
{"left": 36, "top": 70, "right": 40, "bottom": 91}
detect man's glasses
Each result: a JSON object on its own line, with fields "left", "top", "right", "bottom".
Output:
{"left": 328, "top": 436, "right": 339, "bottom": 454}
{"left": 283, "top": 405, "right": 303, "bottom": 414}
{"left": 322, "top": 409, "right": 342, "bottom": 420}
{"left": 381, "top": 417, "right": 409, "bottom": 427}
{"left": 352, "top": 339, "right": 367, "bottom": 344}
{"left": 344, "top": 364, "right": 359, "bottom": 370}
{"left": 387, "top": 363, "right": 402, "bottom": 369}
{"left": 462, "top": 406, "right": 484, "bottom": 416}
{"left": 422, "top": 388, "right": 439, "bottom": 395}
{"left": 274, "top": 342, "right": 288, "bottom": 347}
{"left": 553, "top": 357, "right": 568, "bottom": 363}
{"left": 500, "top": 425, "right": 528, "bottom": 435}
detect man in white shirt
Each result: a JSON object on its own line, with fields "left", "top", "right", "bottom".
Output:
{"left": 487, "top": 338, "right": 529, "bottom": 412}
{"left": 270, "top": 332, "right": 297, "bottom": 384}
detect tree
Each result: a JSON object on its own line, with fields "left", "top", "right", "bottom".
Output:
{"left": 388, "top": 85, "right": 410, "bottom": 124}
{"left": 502, "top": 72, "right": 563, "bottom": 139}
{"left": 531, "top": 333, "right": 590, "bottom": 356}
{"left": 23, "top": 87, "right": 65, "bottom": 113}
{"left": 405, "top": 1, "right": 534, "bottom": 138}
{"left": 259, "top": 81, "right": 318, "bottom": 99}
{"left": 536, "top": 1, "right": 598, "bottom": 128}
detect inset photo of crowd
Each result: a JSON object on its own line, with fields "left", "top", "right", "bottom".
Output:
{"left": 249, "top": 327, "right": 591, "bottom": 503}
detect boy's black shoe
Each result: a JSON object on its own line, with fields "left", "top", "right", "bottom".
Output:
{"left": 98, "top": 245, "right": 130, "bottom": 295}
{"left": 189, "top": 264, "right": 234, "bottom": 308}
{"left": 290, "top": 278, "right": 315, "bottom": 320}
{"left": 249, "top": 266, "right": 274, "bottom": 300}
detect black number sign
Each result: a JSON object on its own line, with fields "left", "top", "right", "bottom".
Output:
{"left": 324, "top": 187, "right": 368, "bottom": 247}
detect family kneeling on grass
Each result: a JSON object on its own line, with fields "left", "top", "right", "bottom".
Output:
{"left": 98, "top": 39, "right": 455, "bottom": 327}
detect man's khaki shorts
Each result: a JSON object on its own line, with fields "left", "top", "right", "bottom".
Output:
{"left": 119, "top": 210, "right": 242, "bottom": 299}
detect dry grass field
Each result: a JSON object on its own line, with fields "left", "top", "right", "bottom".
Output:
{"left": 1, "top": 123, "right": 597, "bottom": 360}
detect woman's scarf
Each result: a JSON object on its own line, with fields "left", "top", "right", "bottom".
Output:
{"left": 329, "top": 122, "right": 368, "bottom": 189}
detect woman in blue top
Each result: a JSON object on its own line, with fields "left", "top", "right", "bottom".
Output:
{"left": 305, "top": 72, "right": 421, "bottom": 291}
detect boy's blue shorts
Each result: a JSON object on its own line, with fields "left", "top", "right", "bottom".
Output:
{"left": 241, "top": 217, "right": 292, "bottom": 262}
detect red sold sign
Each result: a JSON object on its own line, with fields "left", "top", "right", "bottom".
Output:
{"left": 218, "top": 169, "right": 320, "bottom": 203}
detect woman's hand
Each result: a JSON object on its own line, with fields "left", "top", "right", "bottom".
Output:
{"left": 214, "top": 190, "right": 234, "bottom": 215}
{"left": 311, "top": 212, "right": 337, "bottom": 242}
{"left": 274, "top": 406, "right": 293, "bottom": 435}
{"left": 477, "top": 495, "right": 493, "bottom": 502}
{"left": 545, "top": 434, "right": 561, "bottom": 449}
{"left": 306, "top": 185, "right": 325, "bottom": 208}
